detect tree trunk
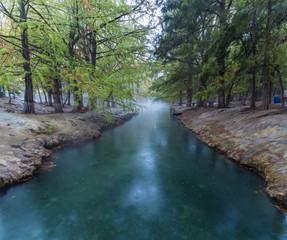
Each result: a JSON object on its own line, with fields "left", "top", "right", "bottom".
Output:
{"left": 179, "top": 91, "right": 183, "bottom": 105}
{"left": 8, "top": 88, "right": 12, "bottom": 104}
{"left": 73, "top": 87, "right": 83, "bottom": 112}
{"left": 201, "top": 73, "right": 209, "bottom": 108}
{"left": 59, "top": 80, "right": 64, "bottom": 107}
{"left": 111, "top": 94, "right": 116, "bottom": 108}
{"left": 269, "top": 72, "right": 274, "bottom": 104}
{"left": 47, "top": 88, "right": 53, "bottom": 106}
{"left": 197, "top": 75, "right": 207, "bottom": 107}
{"left": 52, "top": 76, "right": 63, "bottom": 113}
{"left": 36, "top": 85, "right": 42, "bottom": 104}
{"left": 186, "top": 75, "right": 192, "bottom": 107}
{"left": 226, "top": 86, "right": 233, "bottom": 107}
{"left": 242, "top": 84, "right": 251, "bottom": 106}
{"left": 61, "top": 92, "right": 64, "bottom": 107}
{"left": 186, "top": 89, "right": 192, "bottom": 107}
{"left": 41, "top": 83, "right": 48, "bottom": 104}
{"left": 226, "top": 94, "right": 231, "bottom": 107}
{"left": 68, "top": 10, "right": 82, "bottom": 112}
{"left": 217, "top": 0, "right": 227, "bottom": 108}
{"left": 20, "top": 0, "right": 35, "bottom": 113}
{"left": 88, "top": 32, "right": 97, "bottom": 111}
{"left": 218, "top": 87, "right": 226, "bottom": 108}
{"left": 276, "top": 65, "right": 285, "bottom": 108}
{"left": 91, "top": 33, "right": 97, "bottom": 68}
{"left": 197, "top": 98, "right": 203, "bottom": 107}
{"left": 262, "top": 69, "right": 270, "bottom": 109}
{"left": 250, "top": 71, "right": 257, "bottom": 109}
{"left": 197, "top": 63, "right": 208, "bottom": 107}
{"left": 88, "top": 97, "right": 97, "bottom": 110}
{"left": 0, "top": 87, "right": 4, "bottom": 97}
{"left": 262, "top": 0, "right": 272, "bottom": 110}
{"left": 67, "top": 90, "right": 71, "bottom": 105}
{"left": 250, "top": 10, "right": 257, "bottom": 109}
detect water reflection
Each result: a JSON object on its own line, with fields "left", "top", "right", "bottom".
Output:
{"left": 0, "top": 101, "right": 286, "bottom": 240}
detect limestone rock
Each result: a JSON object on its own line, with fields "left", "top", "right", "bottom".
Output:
{"left": 175, "top": 106, "right": 287, "bottom": 210}
{"left": 0, "top": 110, "right": 134, "bottom": 188}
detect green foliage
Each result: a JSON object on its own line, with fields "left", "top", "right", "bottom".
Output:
{"left": 40, "top": 125, "right": 55, "bottom": 135}
{"left": 152, "top": 0, "right": 287, "bottom": 107}
{"left": 32, "top": 124, "right": 55, "bottom": 135}
{"left": 0, "top": 0, "right": 155, "bottom": 112}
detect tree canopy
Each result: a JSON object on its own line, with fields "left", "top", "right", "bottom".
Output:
{"left": 0, "top": 0, "right": 154, "bottom": 113}
{"left": 152, "top": 0, "right": 287, "bottom": 109}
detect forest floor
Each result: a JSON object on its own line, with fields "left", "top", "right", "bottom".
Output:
{"left": 171, "top": 103, "right": 287, "bottom": 211}
{"left": 0, "top": 96, "right": 134, "bottom": 188}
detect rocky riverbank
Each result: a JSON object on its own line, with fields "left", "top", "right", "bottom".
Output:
{"left": 171, "top": 105, "right": 287, "bottom": 210}
{"left": 0, "top": 101, "right": 134, "bottom": 188}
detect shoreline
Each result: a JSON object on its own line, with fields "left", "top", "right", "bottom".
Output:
{"left": 171, "top": 105, "right": 287, "bottom": 211}
{"left": 0, "top": 109, "right": 134, "bottom": 188}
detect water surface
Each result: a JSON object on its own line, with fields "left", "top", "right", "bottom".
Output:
{"left": 0, "top": 101, "right": 286, "bottom": 240}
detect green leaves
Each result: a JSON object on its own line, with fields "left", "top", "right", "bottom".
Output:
{"left": 153, "top": 0, "right": 287, "bottom": 107}
{"left": 0, "top": 0, "right": 153, "bottom": 111}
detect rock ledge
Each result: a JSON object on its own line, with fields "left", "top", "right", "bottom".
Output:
{"left": 0, "top": 111, "right": 134, "bottom": 187}
{"left": 171, "top": 105, "right": 287, "bottom": 211}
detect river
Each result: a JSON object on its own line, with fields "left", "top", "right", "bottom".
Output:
{"left": 0, "top": 101, "right": 286, "bottom": 240}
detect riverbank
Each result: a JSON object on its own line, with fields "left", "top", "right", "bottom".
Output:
{"left": 171, "top": 105, "right": 287, "bottom": 210}
{"left": 0, "top": 98, "right": 134, "bottom": 188}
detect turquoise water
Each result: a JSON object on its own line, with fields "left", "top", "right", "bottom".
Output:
{"left": 0, "top": 101, "right": 286, "bottom": 240}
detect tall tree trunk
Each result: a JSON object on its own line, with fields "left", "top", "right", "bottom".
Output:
{"left": 186, "top": 89, "right": 192, "bottom": 107}
{"left": 88, "top": 97, "right": 97, "bottom": 110}
{"left": 68, "top": 6, "right": 82, "bottom": 112}
{"left": 67, "top": 90, "right": 71, "bottom": 105}
{"left": 276, "top": 65, "right": 285, "bottom": 108}
{"left": 111, "top": 94, "right": 116, "bottom": 108}
{"left": 250, "top": 10, "right": 257, "bottom": 109}
{"left": 217, "top": 0, "right": 227, "bottom": 108}
{"left": 179, "top": 91, "right": 183, "bottom": 105}
{"left": 47, "top": 88, "right": 53, "bottom": 106}
{"left": 73, "top": 87, "right": 83, "bottom": 112}
{"left": 20, "top": 0, "right": 35, "bottom": 113}
{"left": 186, "top": 75, "right": 192, "bottom": 107}
{"left": 0, "top": 87, "right": 4, "bottom": 97}
{"left": 197, "top": 97, "right": 203, "bottom": 107}
{"left": 61, "top": 92, "right": 64, "bottom": 107}
{"left": 198, "top": 14, "right": 209, "bottom": 108}
{"left": 41, "top": 83, "right": 48, "bottom": 104}
{"left": 250, "top": 71, "right": 257, "bottom": 108}
{"left": 52, "top": 76, "right": 63, "bottom": 113}
{"left": 8, "top": 88, "right": 12, "bottom": 104}
{"left": 243, "top": 84, "right": 251, "bottom": 106}
{"left": 197, "top": 75, "right": 208, "bottom": 107}
{"left": 87, "top": 33, "right": 97, "bottom": 111}
{"left": 269, "top": 72, "right": 274, "bottom": 104}
{"left": 91, "top": 33, "right": 97, "bottom": 68}
{"left": 73, "top": 89, "right": 83, "bottom": 111}
{"left": 226, "top": 82, "right": 235, "bottom": 107}
{"left": 262, "top": 0, "right": 272, "bottom": 110}
{"left": 218, "top": 86, "right": 226, "bottom": 108}
{"left": 36, "top": 84, "right": 42, "bottom": 104}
